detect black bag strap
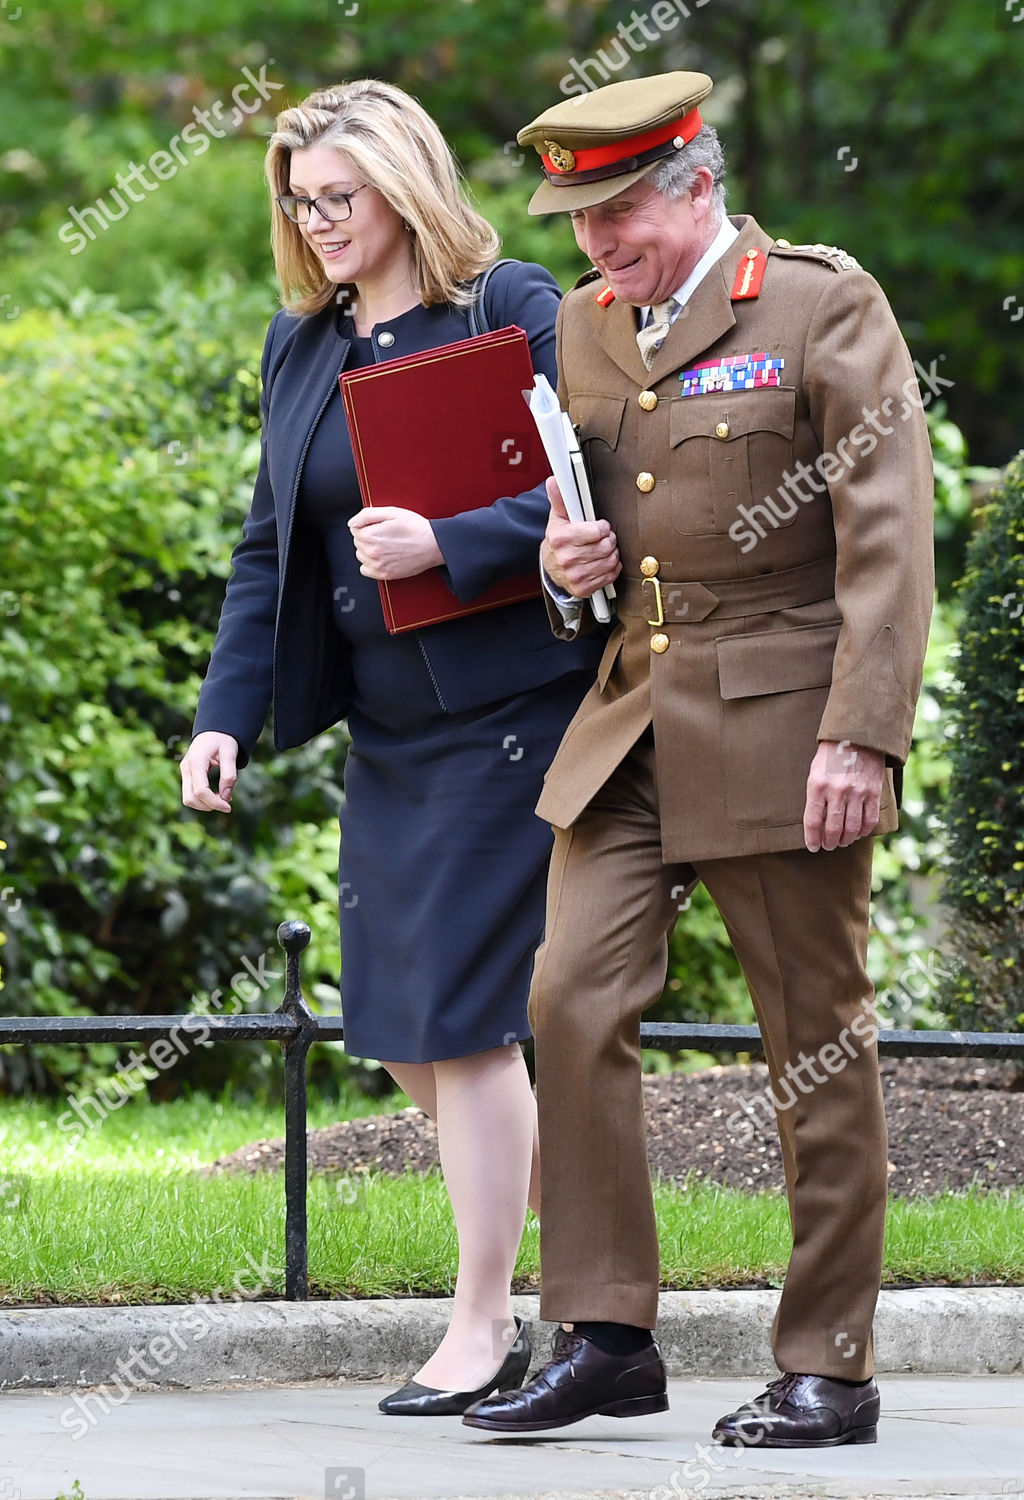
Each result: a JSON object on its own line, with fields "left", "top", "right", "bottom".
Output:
{"left": 466, "top": 258, "right": 519, "bottom": 338}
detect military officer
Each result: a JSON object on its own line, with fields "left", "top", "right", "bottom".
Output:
{"left": 463, "top": 72, "right": 934, "bottom": 1447}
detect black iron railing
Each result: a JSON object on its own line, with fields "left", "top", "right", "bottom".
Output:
{"left": 2, "top": 918, "right": 1022, "bottom": 1300}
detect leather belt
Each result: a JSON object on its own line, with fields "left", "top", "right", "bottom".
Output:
{"left": 617, "top": 556, "right": 837, "bottom": 625}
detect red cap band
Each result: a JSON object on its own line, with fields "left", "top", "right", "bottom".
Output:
{"left": 541, "top": 108, "right": 703, "bottom": 178}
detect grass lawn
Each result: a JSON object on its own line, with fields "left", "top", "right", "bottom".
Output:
{"left": 1, "top": 1094, "right": 1022, "bottom": 1305}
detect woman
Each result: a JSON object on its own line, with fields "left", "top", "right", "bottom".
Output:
{"left": 179, "top": 79, "right": 601, "bottom": 1415}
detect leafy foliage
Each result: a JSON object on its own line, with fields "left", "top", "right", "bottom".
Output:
{"left": 0, "top": 279, "right": 351, "bottom": 1096}
{"left": 937, "top": 451, "right": 1024, "bottom": 1032}
{"left": 2, "top": 0, "right": 1020, "bottom": 462}
{"left": 862, "top": 413, "right": 998, "bottom": 1032}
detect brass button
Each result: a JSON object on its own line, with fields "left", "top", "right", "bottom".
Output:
{"left": 377, "top": 330, "right": 395, "bottom": 347}
{"left": 638, "top": 390, "right": 658, "bottom": 412}
{"left": 650, "top": 633, "right": 670, "bottom": 654}
{"left": 775, "top": 237, "right": 791, "bottom": 247}
{"left": 639, "top": 556, "right": 659, "bottom": 578}
{"left": 715, "top": 420, "right": 730, "bottom": 439}
{"left": 636, "top": 471, "right": 655, "bottom": 493}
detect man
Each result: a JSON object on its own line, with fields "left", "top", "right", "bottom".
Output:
{"left": 463, "top": 72, "right": 934, "bottom": 1446}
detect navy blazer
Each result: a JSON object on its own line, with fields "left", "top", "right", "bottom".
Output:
{"left": 193, "top": 261, "right": 602, "bottom": 766}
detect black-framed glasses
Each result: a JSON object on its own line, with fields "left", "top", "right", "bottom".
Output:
{"left": 275, "top": 184, "right": 371, "bottom": 224}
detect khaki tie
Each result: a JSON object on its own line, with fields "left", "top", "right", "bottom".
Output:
{"left": 636, "top": 299, "right": 676, "bottom": 370}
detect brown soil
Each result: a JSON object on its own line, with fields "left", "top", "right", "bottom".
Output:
{"left": 207, "top": 1057, "right": 1024, "bottom": 1198}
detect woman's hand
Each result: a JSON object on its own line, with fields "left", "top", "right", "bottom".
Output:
{"left": 347, "top": 507, "right": 444, "bottom": 579}
{"left": 180, "top": 732, "right": 240, "bottom": 814}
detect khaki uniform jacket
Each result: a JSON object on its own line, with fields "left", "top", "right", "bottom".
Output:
{"left": 536, "top": 214, "right": 935, "bottom": 862}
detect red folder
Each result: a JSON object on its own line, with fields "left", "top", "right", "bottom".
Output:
{"left": 339, "top": 325, "right": 547, "bottom": 634}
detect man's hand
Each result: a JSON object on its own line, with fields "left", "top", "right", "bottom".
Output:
{"left": 540, "top": 476, "right": 620, "bottom": 598}
{"left": 181, "top": 731, "right": 239, "bottom": 814}
{"left": 803, "top": 740, "right": 885, "bottom": 852}
{"left": 347, "top": 507, "right": 444, "bottom": 579}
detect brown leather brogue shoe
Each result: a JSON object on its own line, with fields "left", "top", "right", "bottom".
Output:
{"left": 713, "top": 1372, "right": 880, "bottom": 1448}
{"left": 461, "top": 1328, "right": 668, "bottom": 1433}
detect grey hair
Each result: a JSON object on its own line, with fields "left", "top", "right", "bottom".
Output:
{"left": 648, "top": 123, "right": 727, "bottom": 217}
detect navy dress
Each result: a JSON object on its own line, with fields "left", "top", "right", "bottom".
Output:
{"left": 298, "top": 311, "right": 592, "bottom": 1063}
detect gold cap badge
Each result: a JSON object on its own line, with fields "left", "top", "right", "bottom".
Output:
{"left": 544, "top": 139, "right": 576, "bottom": 174}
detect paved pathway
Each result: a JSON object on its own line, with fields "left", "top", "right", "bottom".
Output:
{"left": 1, "top": 1376, "right": 1022, "bottom": 1500}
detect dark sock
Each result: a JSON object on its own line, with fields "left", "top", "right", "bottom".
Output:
{"left": 831, "top": 1375, "right": 873, "bottom": 1386}
{"left": 573, "top": 1321, "right": 653, "bottom": 1355}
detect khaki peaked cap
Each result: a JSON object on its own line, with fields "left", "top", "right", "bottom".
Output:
{"left": 517, "top": 71, "right": 713, "bottom": 214}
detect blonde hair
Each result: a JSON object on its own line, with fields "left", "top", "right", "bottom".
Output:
{"left": 265, "top": 79, "right": 501, "bottom": 316}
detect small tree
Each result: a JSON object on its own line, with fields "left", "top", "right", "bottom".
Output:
{"left": 938, "top": 451, "right": 1024, "bottom": 1032}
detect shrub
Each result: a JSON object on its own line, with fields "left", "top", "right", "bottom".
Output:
{"left": 937, "top": 450, "right": 1024, "bottom": 1032}
{"left": 0, "top": 277, "right": 351, "bottom": 1097}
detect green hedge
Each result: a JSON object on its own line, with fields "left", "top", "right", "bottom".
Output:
{"left": 0, "top": 278, "right": 352, "bottom": 1097}
{"left": 938, "top": 450, "right": 1024, "bottom": 1032}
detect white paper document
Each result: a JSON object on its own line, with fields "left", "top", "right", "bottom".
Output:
{"left": 525, "top": 374, "right": 614, "bottom": 623}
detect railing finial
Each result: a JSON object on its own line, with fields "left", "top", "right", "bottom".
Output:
{"left": 276, "top": 919, "right": 311, "bottom": 954}
{"left": 276, "top": 919, "right": 314, "bottom": 1027}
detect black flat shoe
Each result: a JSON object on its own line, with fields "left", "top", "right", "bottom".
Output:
{"left": 713, "top": 1372, "right": 880, "bottom": 1448}
{"left": 378, "top": 1316, "right": 531, "bottom": 1416}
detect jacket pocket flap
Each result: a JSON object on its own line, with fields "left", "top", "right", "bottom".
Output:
{"left": 717, "top": 620, "right": 840, "bottom": 700}
{"left": 569, "top": 393, "right": 627, "bottom": 449}
{"left": 670, "top": 386, "right": 796, "bottom": 446}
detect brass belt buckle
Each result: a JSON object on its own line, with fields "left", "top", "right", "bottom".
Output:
{"left": 643, "top": 577, "right": 665, "bottom": 627}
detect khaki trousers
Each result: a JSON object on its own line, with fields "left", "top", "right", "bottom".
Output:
{"left": 528, "top": 732, "right": 887, "bottom": 1380}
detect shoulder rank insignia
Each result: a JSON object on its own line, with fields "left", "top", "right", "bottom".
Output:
{"left": 731, "top": 246, "right": 767, "bottom": 300}
{"left": 771, "top": 238, "right": 861, "bottom": 272}
{"left": 572, "top": 267, "right": 602, "bottom": 291}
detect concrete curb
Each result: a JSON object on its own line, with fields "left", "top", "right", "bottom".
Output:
{"left": 1, "top": 1288, "right": 1022, "bottom": 1392}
